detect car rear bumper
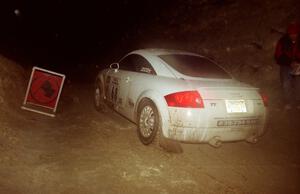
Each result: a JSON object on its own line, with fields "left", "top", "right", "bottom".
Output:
{"left": 164, "top": 107, "right": 267, "bottom": 144}
{"left": 167, "top": 125, "right": 265, "bottom": 144}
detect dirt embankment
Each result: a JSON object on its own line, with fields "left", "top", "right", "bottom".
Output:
{"left": 0, "top": 55, "right": 26, "bottom": 156}
{"left": 0, "top": 55, "right": 26, "bottom": 112}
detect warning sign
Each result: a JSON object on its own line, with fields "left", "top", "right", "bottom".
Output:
{"left": 22, "top": 67, "right": 66, "bottom": 117}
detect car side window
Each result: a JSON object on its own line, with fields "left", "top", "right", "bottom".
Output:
{"left": 119, "top": 55, "right": 136, "bottom": 71}
{"left": 133, "top": 55, "right": 156, "bottom": 75}
{"left": 119, "top": 54, "right": 156, "bottom": 75}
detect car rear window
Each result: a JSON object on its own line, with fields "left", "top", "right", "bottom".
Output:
{"left": 159, "top": 54, "right": 231, "bottom": 79}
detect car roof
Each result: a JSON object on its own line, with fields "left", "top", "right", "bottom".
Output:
{"left": 123, "top": 48, "right": 219, "bottom": 79}
{"left": 129, "top": 48, "right": 203, "bottom": 58}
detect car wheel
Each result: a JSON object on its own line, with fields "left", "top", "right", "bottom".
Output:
{"left": 137, "top": 99, "right": 160, "bottom": 145}
{"left": 137, "top": 99, "right": 183, "bottom": 153}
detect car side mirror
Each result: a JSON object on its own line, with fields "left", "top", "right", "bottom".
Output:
{"left": 110, "top": 63, "right": 119, "bottom": 72}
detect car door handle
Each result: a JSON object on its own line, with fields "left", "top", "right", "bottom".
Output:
{"left": 125, "top": 77, "right": 130, "bottom": 83}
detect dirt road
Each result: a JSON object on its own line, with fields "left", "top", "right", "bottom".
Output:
{"left": 0, "top": 84, "right": 299, "bottom": 194}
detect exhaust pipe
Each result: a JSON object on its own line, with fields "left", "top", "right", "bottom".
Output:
{"left": 246, "top": 135, "right": 258, "bottom": 144}
{"left": 208, "top": 136, "right": 222, "bottom": 148}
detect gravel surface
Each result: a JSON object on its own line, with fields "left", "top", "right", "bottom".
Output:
{"left": 0, "top": 84, "right": 299, "bottom": 194}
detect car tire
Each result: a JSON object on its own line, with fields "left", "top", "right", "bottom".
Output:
{"left": 137, "top": 98, "right": 183, "bottom": 153}
{"left": 137, "top": 99, "right": 161, "bottom": 145}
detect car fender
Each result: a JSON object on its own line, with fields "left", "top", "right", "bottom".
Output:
{"left": 135, "top": 90, "right": 170, "bottom": 138}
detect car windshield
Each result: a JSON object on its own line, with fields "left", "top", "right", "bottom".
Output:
{"left": 159, "top": 54, "right": 231, "bottom": 79}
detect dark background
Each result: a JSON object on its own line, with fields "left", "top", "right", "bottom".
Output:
{"left": 1, "top": 0, "right": 299, "bottom": 82}
{"left": 0, "top": 0, "right": 174, "bottom": 79}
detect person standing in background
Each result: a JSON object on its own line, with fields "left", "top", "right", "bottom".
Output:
{"left": 275, "top": 22, "right": 300, "bottom": 110}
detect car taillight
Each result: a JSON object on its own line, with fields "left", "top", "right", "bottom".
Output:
{"left": 259, "top": 91, "right": 268, "bottom": 107}
{"left": 164, "top": 91, "right": 204, "bottom": 108}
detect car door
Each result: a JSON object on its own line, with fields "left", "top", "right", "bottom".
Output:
{"left": 105, "top": 54, "right": 156, "bottom": 120}
{"left": 117, "top": 54, "right": 157, "bottom": 120}
{"left": 103, "top": 59, "right": 131, "bottom": 113}
{"left": 104, "top": 66, "right": 120, "bottom": 106}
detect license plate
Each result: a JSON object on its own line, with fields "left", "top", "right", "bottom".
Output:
{"left": 217, "top": 119, "right": 258, "bottom": 127}
{"left": 225, "top": 100, "right": 247, "bottom": 113}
